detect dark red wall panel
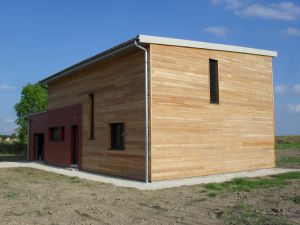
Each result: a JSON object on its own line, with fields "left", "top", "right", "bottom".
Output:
{"left": 29, "top": 104, "right": 82, "bottom": 169}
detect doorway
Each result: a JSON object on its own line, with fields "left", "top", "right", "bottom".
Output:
{"left": 71, "top": 126, "right": 78, "bottom": 165}
{"left": 34, "top": 134, "right": 44, "bottom": 160}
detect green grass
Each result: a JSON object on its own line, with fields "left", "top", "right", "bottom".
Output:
{"left": 207, "top": 192, "right": 217, "bottom": 197}
{"left": 5, "top": 191, "right": 20, "bottom": 199}
{"left": 276, "top": 142, "right": 300, "bottom": 150}
{"left": 204, "top": 172, "right": 300, "bottom": 192}
{"left": 275, "top": 136, "right": 300, "bottom": 150}
{"left": 276, "top": 136, "right": 300, "bottom": 143}
{"left": 69, "top": 176, "right": 81, "bottom": 183}
{"left": 225, "top": 204, "right": 291, "bottom": 225}
{"left": 271, "top": 171, "right": 300, "bottom": 179}
{"left": 290, "top": 196, "right": 300, "bottom": 204}
{"left": 277, "top": 156, "right": 300, "bottom": 166}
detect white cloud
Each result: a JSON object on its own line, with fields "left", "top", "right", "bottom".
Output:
{"left": 204, "top": 26, "right": 230, "bottom": 37}
{"left": 210, "top": 0, "right": 222, "bottom": 5}
{"left": 212, "top": 1, "right": 300, "bottom": 21}
{"left": 274, "top": 85, "right": 287, "bottom": 95}
{"left": 3, "top": 118, "right": 15, "bottom": 123}
{"left": 0, "top": 84, "right": 15, "bottom": 91}
{"left": 288, "top": 104, "right": 300, "bottom": 113}
{"left": 293, "top": 84, "right": 300, "bottom": 93}
{"left": 281, "top": 27, "right": 300, "bottom": 37}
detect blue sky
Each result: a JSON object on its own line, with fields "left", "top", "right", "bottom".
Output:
{"left": 0, "top": 0, "right": 299, "bottom": 135}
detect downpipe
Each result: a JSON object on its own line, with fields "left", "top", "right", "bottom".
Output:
{"left": 134, "top": 41, "right": 149, "bottom": 183}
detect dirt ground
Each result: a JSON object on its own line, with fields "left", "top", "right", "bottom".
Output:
{"left": 0, "top": 148, "right": 299, "bottom": 225}
{"left": 0, "top": 170, "right": 299, "bottom": 224}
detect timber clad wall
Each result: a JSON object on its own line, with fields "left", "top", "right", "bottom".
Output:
{"left": 44, "top": 42, "right": 275, "bottom": 181}
{"left": 47, "top": 50, "right": 146, "bottom": 180}
{"left": 150, "top": 44, "right": 275, "bottom": 181}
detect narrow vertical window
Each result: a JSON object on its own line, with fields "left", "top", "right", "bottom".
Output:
{"left": 209, "top": 59, "right": 219, "bottom": 104}
{"left": 110, "top": 123, "right": 125, "bottom": 150}
{"left": 88, "top": 93, "right": 94, "bottom": 139}
{"left": 60, "top": 127, "right": 65, "bottom": 141}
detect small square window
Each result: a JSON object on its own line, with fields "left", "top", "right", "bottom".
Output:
{"left": 49, "top": 127, "right": 60, "bottom": 142}
{"left": 110, "top": 123, "right": 125, "bottom": 150}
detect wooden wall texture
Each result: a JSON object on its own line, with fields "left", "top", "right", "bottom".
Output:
{"left": 47, "top": 50, "right": 146, "bottom": 180}
{"left": 150, "top": 44, "right": 275, "bottom": 181}
{"left": 47, "top": 43, "right": 275, "bottom": 181}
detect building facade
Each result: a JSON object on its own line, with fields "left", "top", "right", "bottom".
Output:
{"left": 29, "top": 35, "right": 277, "bottom": 181}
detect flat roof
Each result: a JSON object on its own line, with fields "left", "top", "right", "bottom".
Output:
{"left": 40, "top": 34, "right": 277, "bottom": 84}
{"left": 139, "top": 35, "right": 277, "bottom": 57}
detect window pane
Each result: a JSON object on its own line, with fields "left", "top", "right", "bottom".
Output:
{"left": 88, "top": 94, "right": 94, "bottom": 139}
{"left": 49, "top": 127, "right": 60, "bottom": 141}
{"left": 110, "top": 123, "right": 124, "bottom": 150}
{"left": 209, "top": 59, "right": 219, "bottom": 104}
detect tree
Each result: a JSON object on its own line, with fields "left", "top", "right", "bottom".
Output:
{"left": 15, "top": 83, "right": 47, "bottom": 144}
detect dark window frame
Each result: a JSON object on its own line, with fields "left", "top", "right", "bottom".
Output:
{"left": 209, "top": 59, "right": 219, "bottom": 104}
{"left": 49, "top": 127, "right": 60, "bottom": 142}
{"left": 60, "top": 126, "right": 65, "bottom": 141}
{"left": 110, "top": 123, "right": 125, "bottom": 150}
{"left": 88, "top": 93, "right": 94, "bottom": 140}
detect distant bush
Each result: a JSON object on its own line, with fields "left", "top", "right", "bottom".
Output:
{"left": 0, "top": 142, "right": 26, "bottom": 155}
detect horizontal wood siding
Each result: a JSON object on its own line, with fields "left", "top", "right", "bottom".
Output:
{"left": 150, "top": 44, "right": 275, "bottom": 181}
{"left": 47, "top": 50, "right": 146, "bottom": 180}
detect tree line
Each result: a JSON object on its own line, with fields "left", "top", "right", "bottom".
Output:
{"left": 0, "top": 83, "right": 47, "bottom": 155}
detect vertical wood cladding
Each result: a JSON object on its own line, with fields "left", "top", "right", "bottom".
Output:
{"left": 47, "top": 50, "right": 146, "bottom": 180}
{"left": 150, "top": 44, "right": 275, "bottom": 181}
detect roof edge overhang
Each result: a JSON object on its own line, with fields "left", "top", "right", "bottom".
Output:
{"left": 40, "top": 34, "right": 277, "bottom": 85}
{"left": 139, "top": 34, "right": 277, "bottom": 57}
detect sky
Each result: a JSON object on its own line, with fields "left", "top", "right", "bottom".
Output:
{"left": 0, "top": 0, "right": 299, "bottom": 136}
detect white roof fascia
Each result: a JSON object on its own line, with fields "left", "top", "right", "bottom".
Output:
{"left": 138, "top": 35, "right": 277, "bottom": 57}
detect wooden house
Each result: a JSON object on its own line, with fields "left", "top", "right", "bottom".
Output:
{"left": 29, "top": 35, "right": 277, "bottom": 182}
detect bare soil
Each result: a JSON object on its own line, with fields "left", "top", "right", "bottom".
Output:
{"left": 0, "top": 148, "right": 299, "bottom": 225}
{"left": 0, "top": 173, "right": 299, "bottom": 224}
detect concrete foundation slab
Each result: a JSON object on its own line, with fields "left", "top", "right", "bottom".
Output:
{"left": 0, "top": 161, "right": 298, "bottom": 190}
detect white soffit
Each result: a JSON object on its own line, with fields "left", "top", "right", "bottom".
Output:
{"left": 138, "top": 35, "right": 277, "bottom": 57}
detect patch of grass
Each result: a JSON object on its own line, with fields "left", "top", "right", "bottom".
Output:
{"left": 278, "top": 156, "right": 300, "bottom": 165}
{"left": 204, "top": 172, "right": 300, "bottom": 192}
{"left": 276, "top": 136, "right": 300, "bottom": 150}
{"left": 208, "top": 192, "right": 217, "bottom": 197}
{"left": 69, "top": 176, "right": 81, "bottom": 183}
{"left": 290, "top": 196, "right": 300, "bottom": 204}
{"left": 234, "top": 202, "right": 247, "bottom": 209}
{"left": 271, "top": 171, "right": 300, "bottom": 180}
{"left": 276, "top": 142, "right": 300, "bottom": 150}
{"left": 204, "top": 183, "right": 223, "bottom": 191}
{"left": 12, "top": 167, "right": 26, "bottom": 173}
{"left": 25, "top": 171, "right": 34, "bottom": 176}
{"left": 276, "top": 136, "right": 300, "bottom": 142}
{"left": 225, "top": 204, "right": 290, "bottom": 225}
{"left": 204, "top": 177, "right": 286, "bottom": 192}
{"left": 5, "top": 191, "right": 20, "bottom": 199}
